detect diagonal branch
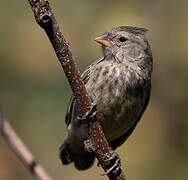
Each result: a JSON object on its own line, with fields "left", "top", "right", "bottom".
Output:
{"left": 0, "top": 110, "right": 53, "bottom": 180}
{"left": 28, "top": 0, "right": 127, "bottom": 179}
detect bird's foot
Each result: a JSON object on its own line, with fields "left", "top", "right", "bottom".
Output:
{"left": 76, "top": 102, "right": 97, "bottom": 124}
{"left": 85, "top": 102, "right": 97, "bottom": 121}
{"left": 84, "top": 138, "right": 95, "bottom": 153}
{"left": 101, "top": 151, "right": 121, "bottom": 176}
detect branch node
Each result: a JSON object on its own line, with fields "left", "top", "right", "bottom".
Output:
{"left": 38, "top": 14, "right": 52, "bottom": 28}
{"left": 29, "top": 160, "right": 37, "bottom": 173}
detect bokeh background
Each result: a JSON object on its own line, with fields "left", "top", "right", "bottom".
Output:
{"left": 0, "top": 0, "right": 188, "bottom": 179}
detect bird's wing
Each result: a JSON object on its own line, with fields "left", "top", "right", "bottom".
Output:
{"left": 65, "top": 58, "right": 104, "bottom": 126}
{"left": 110, "top": 83, "right": 151, "bottom": 150}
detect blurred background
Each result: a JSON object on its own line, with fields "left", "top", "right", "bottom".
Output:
{"left": 0, "top": 0, "right": 188, "bottom": 179}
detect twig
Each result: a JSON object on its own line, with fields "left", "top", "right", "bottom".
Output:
{"left": 28, "top": 0, "right": 127, "bottom": 179}
{"left": 0, "top": 110, "right": 53, "bottom": 180}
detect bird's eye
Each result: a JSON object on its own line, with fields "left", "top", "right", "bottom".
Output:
{"left": 119, "top": 36, "right": 128, "bottom": 42}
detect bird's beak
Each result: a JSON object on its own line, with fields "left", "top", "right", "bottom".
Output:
{"left": 94, "top": 34, "right": 112, "bottom": 47}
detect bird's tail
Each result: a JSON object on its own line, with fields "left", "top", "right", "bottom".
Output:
{"left": 59, "top": 141, "right": 95, "bottom": 170}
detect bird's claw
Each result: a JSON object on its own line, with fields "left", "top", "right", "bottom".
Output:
{"left": 85, "top": 102, "right": 97, "bottom": 120}
{"left": 84, "top": 139, "right": 95, "bottom": 153}
{"left": 101, "top": 151, "right": 121, "bottom": 176}
{"left": 78, "top": 102, "right": 97, "bottom": 122}
{"left": 75, "top": 102, "right": 97, "bottom": 126}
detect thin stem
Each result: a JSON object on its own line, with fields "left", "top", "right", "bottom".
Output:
{"left": 0, "top": 111, "right": 53, "bottom": 180}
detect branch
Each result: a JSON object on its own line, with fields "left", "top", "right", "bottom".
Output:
{"left": 0, "top": 110, "right": 53, "bottom": 180}
{"left": 28, "top": 0, "right": 127, "bottom": 179}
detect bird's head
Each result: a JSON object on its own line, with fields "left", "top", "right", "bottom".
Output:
{"left": 95, "top": 26, "right": 150, "bottom": 63}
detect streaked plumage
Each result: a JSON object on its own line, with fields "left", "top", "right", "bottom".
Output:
{"left": 59, "top": 26, "right": 153, "bottom": 170}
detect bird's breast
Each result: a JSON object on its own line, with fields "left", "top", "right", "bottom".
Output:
{"left": 85, "top": 61, "right": 146, "bottom": 142}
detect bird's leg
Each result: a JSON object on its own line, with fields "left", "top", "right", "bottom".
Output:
{"left": 101, "top": 151, "right": 121, "bottom": 176}
{"left": 75, "top": 101, "right": 97, "bottom": 152}
{"left": 83, "top": 102, "right": 97, "bottom": 152}
{"left": 82, "top": 102, "right": 121, "bottom": 175}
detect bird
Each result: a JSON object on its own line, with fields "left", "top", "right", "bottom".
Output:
{"left": 59, "top": 26, "right": 153, "bottom": 171}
